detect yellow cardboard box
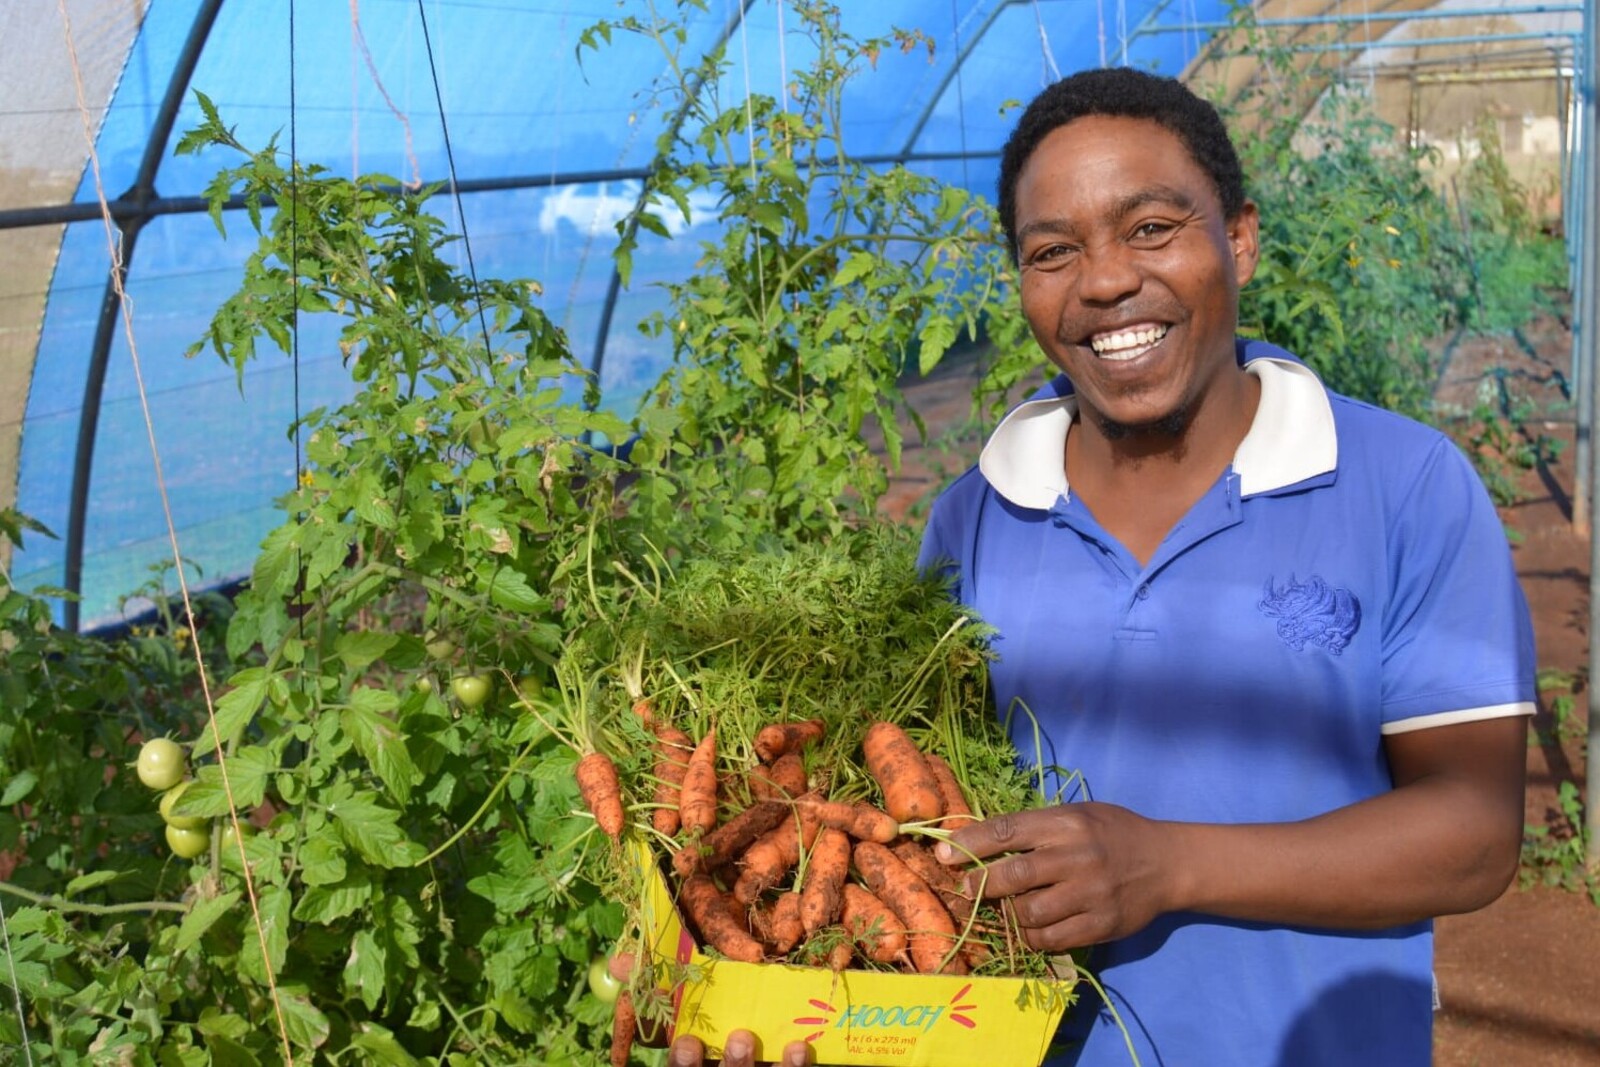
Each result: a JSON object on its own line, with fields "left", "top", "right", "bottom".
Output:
{"left": 639, "top": 847, "right": 1075, "bottom": 1067}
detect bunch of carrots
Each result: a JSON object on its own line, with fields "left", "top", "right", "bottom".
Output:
{"left": 581, "top": 704, "right": 1041, "bottom": 1067}
{"left": 541, "top": 530, "right": 1070, "bottom": 1065}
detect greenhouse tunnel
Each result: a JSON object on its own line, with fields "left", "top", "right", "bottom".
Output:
{"left": 1, "top": 0, "right": 1590, "bottom": 635}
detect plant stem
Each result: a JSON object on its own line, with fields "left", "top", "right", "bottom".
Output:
{"left": 0, "top": 882, "right": 187, "bottom": 915}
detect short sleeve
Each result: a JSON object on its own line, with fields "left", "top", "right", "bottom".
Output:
{"left": 1379, "top": 438, "right": 1536, "bottom": 731}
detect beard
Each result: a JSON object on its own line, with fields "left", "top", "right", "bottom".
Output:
{"left": 1091, "top": 399, "right": 1194, "bottom": 441}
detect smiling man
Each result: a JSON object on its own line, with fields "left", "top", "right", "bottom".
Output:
{"left": 914, "top": 67, "right": 1537, "bottom": 1066}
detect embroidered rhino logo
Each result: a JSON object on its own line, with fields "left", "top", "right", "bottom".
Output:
{"left": 1258, "top": 575, "right": 1361, "bottom": 655}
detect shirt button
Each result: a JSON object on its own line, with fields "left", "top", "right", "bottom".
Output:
{"left": 1136, "top": 583, "right": 1151, "bottom": 599}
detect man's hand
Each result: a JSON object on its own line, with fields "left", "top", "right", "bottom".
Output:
{"left": 935, "top": 802, "right": 1175, "bottom": 952}
{"left": 665, "top": 1031, "right": 812, "bottom": 1067}
{"left": 931, "top": 716, "right": 1527, "bottom": 944}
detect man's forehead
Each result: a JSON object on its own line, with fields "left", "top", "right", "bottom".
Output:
{"left": 1018, "top": 117, "right": 1222, "bottom": 206}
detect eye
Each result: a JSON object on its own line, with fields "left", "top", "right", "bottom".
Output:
{"left": 1128, "top": 217, "right": 1185, "bottom": 246}
{"left": 1024, "top": 242, "right": 1075, "bottom": 270}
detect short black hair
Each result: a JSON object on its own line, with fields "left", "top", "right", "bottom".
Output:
{"left": 997, "top": 67, "right": 1246, "bottom": 261}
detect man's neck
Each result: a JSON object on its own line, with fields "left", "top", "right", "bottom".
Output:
{"left": 1064, "top": 367, "right": 1261, "bottom": 565}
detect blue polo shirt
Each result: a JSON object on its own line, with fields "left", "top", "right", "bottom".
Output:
{"left": 918, "top": 340, "right": 1536, "bottom": 1067}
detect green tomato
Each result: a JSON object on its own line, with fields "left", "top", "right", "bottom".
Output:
{"left": 424, "top": 631, "right": 456, "bottom": 661}
{"left": 512, "top": 675, "right": 544, "bottom": 706}
{"left": 415, "top": 676, "right": 435, "bottom": 694}
{"left": 465, "top": 420, "right": 500, "bottom": 452}
{"left": 158, "top": 780, "right": 207, "bottom": 829}
{"left": 165, "top": 823, "right": 211, "bottom": 859}
{"left": 587, "top": 956, "right": 623, "bottom": 1004}
{"left": 137, "top": 738, "right": 186, "bottom": 791}
{"left": 451, "top": 675, "right": 492, "bottom": 709}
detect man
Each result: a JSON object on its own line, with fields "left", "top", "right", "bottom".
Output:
{"left": 916, "top": 67, "right": 1534, "bottom": 1065}
{"left": 669, "top": 67, "right": 1533, "bottom": 1066}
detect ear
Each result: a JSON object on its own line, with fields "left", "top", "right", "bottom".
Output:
{"left": 1228, "top": 200, "right": 1261, "bottom": 287}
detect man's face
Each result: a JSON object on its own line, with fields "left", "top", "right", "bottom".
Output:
{"left": 1013, "top": 114, "right": 1259, "bottom": 438}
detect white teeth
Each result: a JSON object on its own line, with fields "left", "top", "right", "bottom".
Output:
{"left": 1089, "top": 325, "right": 1168, "bottom": 359}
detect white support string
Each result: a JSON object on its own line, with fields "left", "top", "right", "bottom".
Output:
{"left": 1031, "top": 0, "right": 1063, "bottom": 83}
{"left": 1117, "top": 0, "right": 1129, "bottom": 67}
{"left": 1097, "top": 0, "right": 1109, "bottom": 68}
{"left": 777, "top": 0, "right": 790, "bottom": 113}
{"left": 53, "top": 0, "right": 295, "bottom": 1060}
{"left": 1, "top": 895, "right": 34, "bottom": 1067}
{"left": 735, "top": 0, "right": 768, "bottom": 309}
{"left": 1360, "top": 0, "right": 1378, "bottom": 97}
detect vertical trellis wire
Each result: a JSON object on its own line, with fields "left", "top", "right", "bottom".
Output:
{"left": 415, "top": 0, "right": 497, "bottom": 359}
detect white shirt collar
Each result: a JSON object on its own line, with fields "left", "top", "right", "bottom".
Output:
{"left": 976, "top": 356, "right": 1338, "bottom": 510}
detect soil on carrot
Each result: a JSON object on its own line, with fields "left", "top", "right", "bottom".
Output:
{"left": 882, "top": 310, "right": 1600, "bottom": 1066}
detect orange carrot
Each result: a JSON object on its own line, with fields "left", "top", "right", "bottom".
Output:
{"left": 861, "top": 722, "right": 943, "bottom": 824}
{"left": 733, "top": 804, "right": 821, "bottom": 905}
{"left": 747, "top": 897, "right": 774, "bottom": 944}
{"left": 894, "top": 839, "right": 978, "bottom": 929}
{"left": 800, "top": 827, "right": 851, "bottom": 936}
{"left": 631, "top": 697, "right": 656, "bottom": 729}
{"left": 770, "top": 890, "right": 805, "bottom": 954}
{"left": 925, "top": 752, "right": 976, "bottom": 831}
{"left": 678, "top": 729, "right": 719, "bottom": 836}
{"left": 842, "top": 883, "right": 909, "bottom": 965}
{"left": 798, "top": 796, "right": 899, "bottom": 844}
{"left": 673, "top": 799, "right": 788, "bottom": 878}
{"left": 610, "top": 989, "right": 636, "bottom": 1067}
{"left": 679, "top": 872, "right": 764, "bottom": 963}
{"left": 749, "top": 752, "right": 809, "bottom": 801}
{"left": 828, "top": 941, "right": 854, "bottom": 972}
{"left": 651, "top": 725, "right": 694, "bottom": 836}
{"left": 853, "top": 841, "right": 965, "bottom": 976}
{"left": 577, "top": 751, "right": 626, "bottom": 840}
{"left": 754, "top": 718, "right": 825, "bottom": 763}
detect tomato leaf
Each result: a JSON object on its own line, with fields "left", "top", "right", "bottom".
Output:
{"left": 336, "top": 632, "right": 399, "bottom": 671}
{"left": 1, "top": 769, "right": 38, "bottom": 806}
{"left": 341, "top": 688, "right": 420, "bottom": 804}
{"left": 63, "top": 870, "right": 119, "bottom": 896}
{"left": 298, "top": 830, "right": 349, "bottom": 887}
{"left": 176, "top": 890, "right": 242, "bottom": 955}
{"left": 179, "top": 746, "right": 273, "bottom": 816}
{"left": 344, "top": 928, "right": 388, "bottom": 1013}
{"left": 193, "top": 669, "right": 273, "bottom": 757}
{"left": 292, "top": 870, "right": 374, "bottom": 925}
{"left": 474, "top": 566, "right": 547, "bottom": 615}
{"left": 238, "top": 885, "right": 291, "bottom": 985}
{"left": 348, "top": 1023, "right": 420, "bottom": 1067}
{"left": 327, "top": 783, "right": 425, "bottom": 867}
{"left": 277, "top": 989, "right": 333, "bottom": 1052}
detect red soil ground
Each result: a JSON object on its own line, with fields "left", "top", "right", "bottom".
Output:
{"left": 881, "top": 314, "right": 1600, "bottom": 1066}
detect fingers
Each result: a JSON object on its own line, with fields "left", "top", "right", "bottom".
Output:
{"left": 934, "top": 807, "right": 1066, "bottom": 866}
{"left": 1008, "top": 885, "right": 1114, "bottom": 952}
{"left": 667, "top": 1032, "right": 813, "bottom": 1067}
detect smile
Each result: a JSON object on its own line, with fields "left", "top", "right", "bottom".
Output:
{"left": 1089, "top": 324, "right": 1169, "bottom": 362}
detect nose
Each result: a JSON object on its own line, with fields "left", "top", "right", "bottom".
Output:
{"left": 1076, "top": 239, "right": 1141, "bottom": 305}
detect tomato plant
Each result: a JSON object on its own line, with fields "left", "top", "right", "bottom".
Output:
{"left": 136, "top": 737, "right": 186, "bottom": 791}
